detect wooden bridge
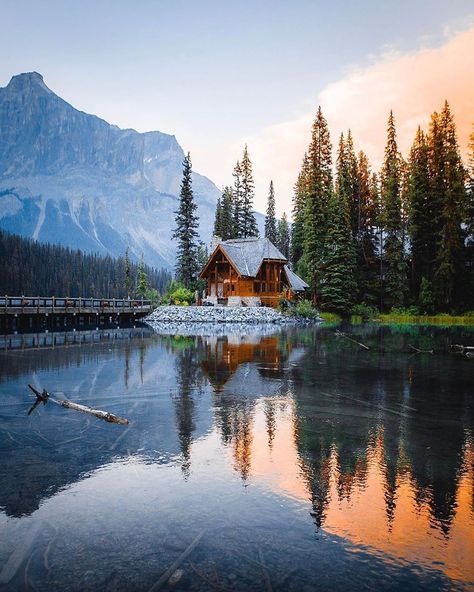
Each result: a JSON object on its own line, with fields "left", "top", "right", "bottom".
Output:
{"left": 0, "top": 296, "right": 154, "bottom": 334}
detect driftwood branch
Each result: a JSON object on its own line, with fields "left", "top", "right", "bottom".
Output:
{"left": 335, "top": 330, "right": 370, "bottom": 350}
{"left": 408, "top": 344, "right": 433, "bottom": 354}
{"left": 148, "top": 530, "right": 205, "bottom": 592}
{"left": 27, "top": 385, "right": 129, "bottom": 425}
{"left": 449, "top": 344, "right": 474, "bottom": 358}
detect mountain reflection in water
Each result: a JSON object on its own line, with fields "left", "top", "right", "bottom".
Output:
{"left": 0, "top": 324, "right": 472, "bottom": 591}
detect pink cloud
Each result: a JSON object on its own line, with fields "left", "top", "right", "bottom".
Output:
{"left": 241, "top": 26, "right": 474, "bottom": 217}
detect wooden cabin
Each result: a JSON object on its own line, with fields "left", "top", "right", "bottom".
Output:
{"left": 199, "top": 237, "right": 309, "bottom": 307}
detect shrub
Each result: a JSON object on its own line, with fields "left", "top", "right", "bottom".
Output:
{"left": 351, "top": 303, "right": 378, "bottom": 320}
{"left": 390, "top": 305, "right": 420, "bottom": 316}
{"left": 419, "top": 277, "right": 435, "bottom": 315}
{"left": 162, "top": 281, "right": 195, "bottom": 306}
{"left": 292, "top": 299, "right": 319, "bottom": 319}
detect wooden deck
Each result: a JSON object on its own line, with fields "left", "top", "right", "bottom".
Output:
{"left": 0, "top": 296, "right": 154, "bottom": 334}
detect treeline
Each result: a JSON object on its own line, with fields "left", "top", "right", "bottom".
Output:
{"left": 0, "top": 230, "right": 172, "bottom": 297}
{"left": 290, "top": 102, "right": 474, "bottom": 315}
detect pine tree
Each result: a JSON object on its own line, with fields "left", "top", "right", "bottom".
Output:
{"left": 291, "top": 153, "right": 309, "bottom": 267}
{"left": 124, "top": 247, "right": 132, "bottom": 298}
{"left": 319, "top": 192, "right": 356, "bottom": 315}
{"left": 380, "top": 111, "right": 407, "bottom": 310}
{"left": 220, "top": 186, "right": 234, "bottom": 240}
{"left": 277, "top": 212, "right": 290, "bottom": 259}
{"left": 240, "top": 146, "right": 259, "bottom": 237}
{"left": 213, "top": 195, "right": 222, "bottom": 237}
{"left": 430, "top": 102, "right": 467, "bottom": 310}
{"left": 407, "top": 127, "right": 432, "bottom": 297}
{"left": 466, "top": 126, "right": 474, "bottom": 309}
{"left": 356, "top": 151, "right": 379, "bottom": 304}
{"left": 232, "top": 161, "right": 243, "bottom": 238}
{"left": 303, "top": 107, "right": 333, "bottom": 303}
{"left": 136, "top": 253, "right": 149, "bottom": 298}
{"left": 265, "top": 180, "right": 277, "bottom": 244}
{"left": 172, "top": 152, "right": 200, "bottom": 288}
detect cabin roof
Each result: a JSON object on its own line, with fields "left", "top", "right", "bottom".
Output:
{"left": 284, "top": 265, "right": 309, "bottom": 291}
{"left": 218, "top": 237, "right": 287, "bottom": 277}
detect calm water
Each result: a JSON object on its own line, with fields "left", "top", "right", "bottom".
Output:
{"left": 0, "top": 323, "right": 473, "bottom": 591}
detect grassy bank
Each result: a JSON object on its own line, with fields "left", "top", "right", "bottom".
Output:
{"left": 373, "top": 314, "right": 474, "bottom": 326}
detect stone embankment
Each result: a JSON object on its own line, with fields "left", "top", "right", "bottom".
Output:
{"left": 146, "top": 305, "right": 320, "bottom": 325}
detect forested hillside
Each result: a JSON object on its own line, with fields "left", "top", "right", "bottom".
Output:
{"left": 0, "top": 230, "right": 171, "bottom": 297}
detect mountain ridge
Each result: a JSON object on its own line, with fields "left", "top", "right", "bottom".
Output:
{"left": 0, "top": 72, "right": 225, "bottom": 269}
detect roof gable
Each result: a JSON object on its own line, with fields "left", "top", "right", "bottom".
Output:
{"left": 219, "top": 237, "right": 287, "bottom": 277}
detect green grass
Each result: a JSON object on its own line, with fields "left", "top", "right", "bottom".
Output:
{"left": 374, "top": 314, "right": 474, "bottom": 326}
{"left": 320, "top": 312, "right": 342, "bottom": 323}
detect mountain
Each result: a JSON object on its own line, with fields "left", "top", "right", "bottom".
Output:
{"left": 0, "top": 72, "right": 224, "bottom": 270}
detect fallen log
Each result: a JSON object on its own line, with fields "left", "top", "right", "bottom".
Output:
{"left": 335, "top": 330, "right": 370, "bottom": 350}
{"left": 27, "top": 385, "right": 129, "bottom": 425}
{"left": 408, "top": 344, "right": 433, "bottom": 354}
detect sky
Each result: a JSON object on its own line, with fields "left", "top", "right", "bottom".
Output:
{"left": 1, "top": 0, "right": 474, "bottom": 216}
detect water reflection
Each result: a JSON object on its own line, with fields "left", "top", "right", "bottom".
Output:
{"left": 0, "top": 324, "right": 472, "bottom": 590}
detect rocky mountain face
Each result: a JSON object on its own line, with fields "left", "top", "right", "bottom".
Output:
{"left": 0, "top": 72, "right": 223, "bottom": 270}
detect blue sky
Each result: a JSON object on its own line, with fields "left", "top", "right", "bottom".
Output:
{"left": 1, "top": 0, "right": 473, "bottom": 214}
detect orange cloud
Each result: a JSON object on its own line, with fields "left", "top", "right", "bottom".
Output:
{"left": 241, "top": 26, "right": 474, "bottom": 217}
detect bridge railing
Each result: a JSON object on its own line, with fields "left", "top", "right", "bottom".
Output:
{"left": 0, "top": 296, "right": 153, "bottom": 313}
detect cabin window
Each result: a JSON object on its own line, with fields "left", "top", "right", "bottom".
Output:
{"left": 254, "top": 282, "right": 260, "bottom": 293}
{"left": 231, "top": 284, "right": 235, "bottom": 292}
{"left": 261, "top": 282, "right": 266, "bottom": 293}
{"left": 269, "top": 283, "right": 275, "bottom": 292}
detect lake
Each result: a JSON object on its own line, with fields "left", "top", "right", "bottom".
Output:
{"left": 0, "top": 323, "right": 473, "bottom": 591}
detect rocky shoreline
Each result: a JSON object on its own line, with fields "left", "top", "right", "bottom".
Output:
{"left": 145, "top": 305, "right": 321, "bottom": 325}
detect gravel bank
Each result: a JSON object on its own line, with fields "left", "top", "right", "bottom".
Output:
{"left": 146, "top": 305, "right": 319, "bottom": 325}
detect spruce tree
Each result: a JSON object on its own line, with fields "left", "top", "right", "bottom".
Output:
{"left": 431, "top": 102, "right": 467, "bottom": 309}
{"left": 319, "top": 192, "right": 356, "bottom": 315}
{"left": 356, "top": 151, "right": 379, "bottom": 304}
{"left": 292, "top": 153, "right": 309, "bottom": 267}
{"left": 303, "top": 107, "right": 333, "bottom": 303}
{"left": 232, "top": 161, "right": 243, "bottom": 238}
{"left": 124, "top": 247, "right": 132, "bottom": 298}
{"left": 213, "top": 195, "right": 222, "bottom": 237}
{"left": 407, "top": 127, "right": 432, "bottom": 297}
{"left": 136, "top": 253, "right": 149, "bottom": 298}
{"left": 240, "top": 145, "right": 259, "bottom": 237}
{"left": 265, "top": 180, "right": 278, "bottom": 244}
{"left": 172, "top": 152, "right": 199, "bottom": 288}
{"left": 380, "top": 111, "right": 407, "bottom": 310}
{"left": 466, "top": 126, "right": 474, "bottom": 309}
{"left": 220, "top": 186, "right": 234, "bottom": 240}
{"left": 277, "top": 212, "right": 290, "bottom": 259}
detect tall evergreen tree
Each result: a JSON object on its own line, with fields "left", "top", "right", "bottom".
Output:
{"left": 291, "top": 153, "right": 309, "bottom": 267}
{"left": 124, "top": 247, "right": 132, "bottom": 298}
{"left": 466, "top": 125, "right": 474, "bottom": 309}
{"left": 240, "top": 145, "right": 259, "bottom": 237}
{"left": 429, "top": 102, "right": 467, "bottom": 309}
{"left": 277, "top": 212, "right": 290, "bottom": 259}
{"left": 136, "top": 253, "right": 149, "bottom": 297}
{"left": 407, "top": 127, "right": 432, "bottom": 297}
{"left": 172, "top": 152, "right": 199, "bottom": 288}
{"left": 356, "top": 151, "right": 379, "bottom": 304}
{"left": 319, "top": 191, "right": 356, "bottom": 315}
{"left": 232, "top": 161, "right": 243, "bottom": 238}
{"left": 220, "top": 186, "right": 234, "bottom": 240}
{"left": 213, "top": 195, "right": 222, "bottom": 237}
{"left": 380, "top": 111, "right": 407, "bottom": 310}
{"left": 303, "top": 107, "right": 333, "bottom": 303}
{"left": 265, "top": 180, "right": 277, "bottom": 244}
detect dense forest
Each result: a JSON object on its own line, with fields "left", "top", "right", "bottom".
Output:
{"left": 0, "top": 230, "right": 172, "bottom": 298}
{"left": 212, "top": 101, "right": 474, "bottom": 315}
